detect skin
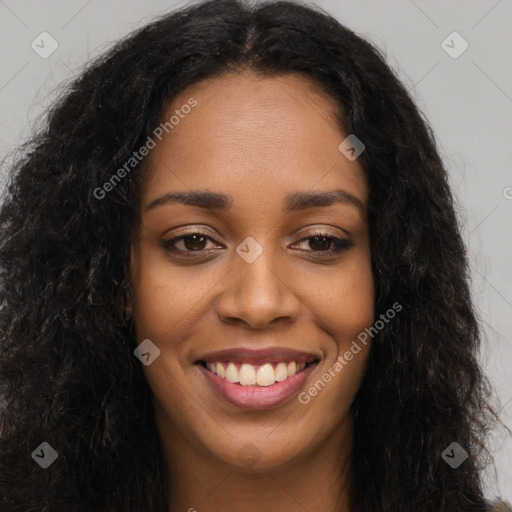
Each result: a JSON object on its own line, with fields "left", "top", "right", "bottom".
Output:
{"left": 130, "top": 70, "right": 374, "bottom": 512}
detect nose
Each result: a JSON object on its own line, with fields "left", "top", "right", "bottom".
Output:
{"left": 215, "top": 248, "right": 301, "bottom": 330}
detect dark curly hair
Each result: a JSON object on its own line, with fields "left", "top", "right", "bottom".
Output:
{"left": 0, "top": 0, "right": 499, "bottom": 510}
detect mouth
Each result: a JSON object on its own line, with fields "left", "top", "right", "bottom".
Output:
{"left": 196, "top": 359, "right": 319, "bottom": 387}
{"left": 194, "top": 347, "right": 320, "bottom": 409}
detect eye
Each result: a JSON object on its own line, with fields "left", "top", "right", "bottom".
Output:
{"left": 161, "top": 233, "right": 221, "bottom": 255}
{"left": 293, "top": 233, "right": 354, "bottom": 255}
{"left": 161, "top": 231, "right": 354, "bottom": 258}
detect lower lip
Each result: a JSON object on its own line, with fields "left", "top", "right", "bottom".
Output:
{"left": 196, "top": 362, "right": 318, "bottom": 409}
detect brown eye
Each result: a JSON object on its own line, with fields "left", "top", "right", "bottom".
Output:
{"left": 308, "top": 235, "right": 333, "bottom": 252}
{"left": 181, "top": 234, "right": 208, "bottom": 251}
{"left": 293, "top": 233, "right": 354, "bottom": 256}
{"left": 161, "top": 233, "right": 217, "bottom": 255}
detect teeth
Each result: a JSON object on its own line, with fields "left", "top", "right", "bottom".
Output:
{"left": 205, "top": 360, "right": 310, "bottom": 386}
{"left": 225, "top": 362, "right": 239, "bottom": 383}
{"left": 256, "top": 363, "right": 275, "bottom": 386}
{"left": 239, "top": 364, "right": 256, "bottom": 385}
{"left": 275, "top": 362, "right": 288, "bottom": 381}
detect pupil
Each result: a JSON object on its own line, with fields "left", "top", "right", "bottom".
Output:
{"left": 185, "top": 235, "right": 206, "bottom": 251}
{"left": 310, "top": 236, "right": 331, "bottom": 251}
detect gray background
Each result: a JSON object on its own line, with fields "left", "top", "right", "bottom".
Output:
{"left": 1, "top": 0, "right": 510, "bottom": 503}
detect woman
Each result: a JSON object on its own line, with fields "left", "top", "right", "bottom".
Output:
{"left": 0, "top": 0, "right": 506, "bottom": 510}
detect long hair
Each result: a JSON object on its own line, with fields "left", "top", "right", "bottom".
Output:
{"left": 0, "top": 1, "right": 497, "bottom": 510}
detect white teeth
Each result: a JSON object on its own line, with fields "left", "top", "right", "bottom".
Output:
{"left": 275, "top": 362, "right": 288, "bottom": 381}
{"left": 256, "top": 363, "right": 275, "bottom": 386}
{"left": 225, "top": 362, "right": 240, "bottom": 383}
{"left": 239, "top": 364, "right": 256, "bottom": 385}
{"left": 205, "top": 360, "right": 311, "bottom": 386}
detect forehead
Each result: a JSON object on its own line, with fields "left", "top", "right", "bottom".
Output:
{"left": 141, "top": 71, "right": 367, "bottom": 210}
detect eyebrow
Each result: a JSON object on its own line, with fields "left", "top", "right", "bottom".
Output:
{"left": 144, "top": 189, "right": 364, "bottom": 213}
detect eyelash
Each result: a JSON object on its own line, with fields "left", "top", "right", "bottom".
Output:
{"left": 161, "top": 231, "right": 354, "bottom": 258}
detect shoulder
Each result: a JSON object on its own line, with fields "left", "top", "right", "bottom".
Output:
{"left": 489, "top": 501, "right": 512, "bottom": 511}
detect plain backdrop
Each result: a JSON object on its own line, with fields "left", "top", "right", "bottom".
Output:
{"left": 0, "top": 0, "right": 511, "bottom": 503}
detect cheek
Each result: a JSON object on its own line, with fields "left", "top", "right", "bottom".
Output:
{"left": 328, "top": 261, "right": 374, "bottom": 398}
{"left": 311, "top": 258, "right": 375, "bottom": 343}
{"left": 132, "top": 269, "right": 178, "bottom": 341}
{"left": 131, "top": 273, "right": 177, "bottom": 349}
{"left": 296, "top": 267, "right": 373, "bottom": 441}
{"left": 301, "top": 263, "right": 373, "bottom": 416}
{"left": 130, "top": 248, "right": 212, "bottom": 341}
{"left": 340, "top": 272, "right": 374, "bottom": 338}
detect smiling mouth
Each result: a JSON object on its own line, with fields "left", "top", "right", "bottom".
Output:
{"left": 197, "top": 359, "right": 319, "bottom": 387}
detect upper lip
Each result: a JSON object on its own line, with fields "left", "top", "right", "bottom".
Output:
{"left": 196, "top": 347, "right": 320, "bottom": 365}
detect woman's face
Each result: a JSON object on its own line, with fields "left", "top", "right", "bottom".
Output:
{"left": 130, "top": 71, "right": 374, "bottom": 472}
